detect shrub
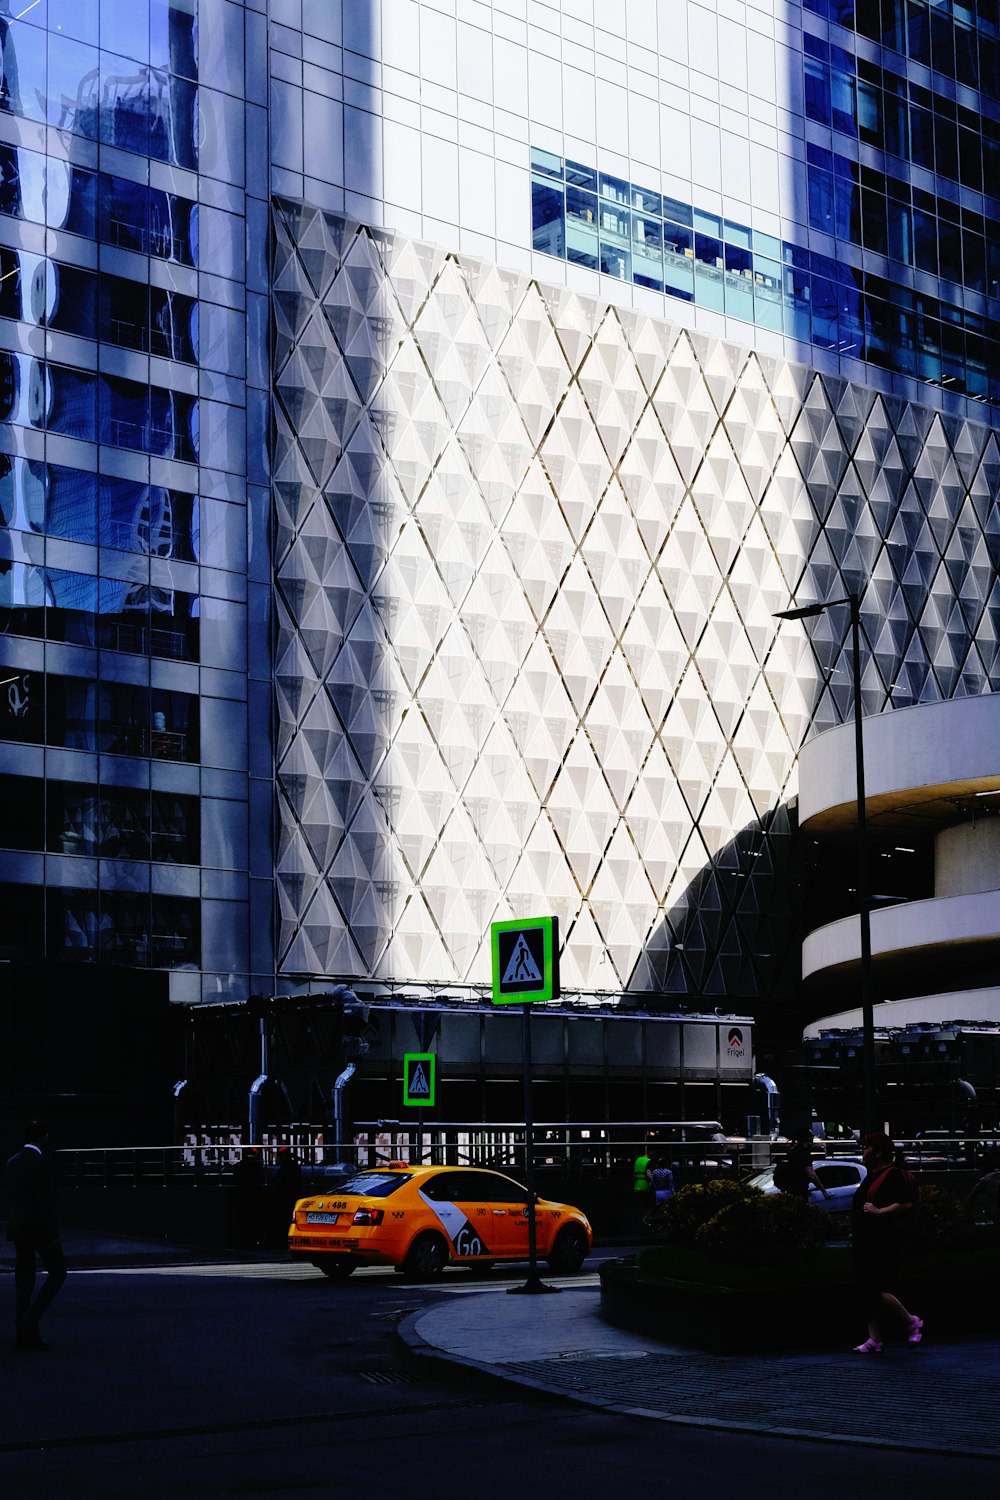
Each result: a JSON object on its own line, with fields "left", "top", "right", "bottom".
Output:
{"left": 913, "top": 1185, "right": 975, "bottom": 1251}
{"left": 650, "top": 1179, "right": 760, "bottom": 1247}
{"left": 695, "top": 1192, "right": 829, "bottom": 1267}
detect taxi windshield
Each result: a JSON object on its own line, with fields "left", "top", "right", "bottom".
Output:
{"left": 333, "top": 1172, "right": 412, "bottom": 1198}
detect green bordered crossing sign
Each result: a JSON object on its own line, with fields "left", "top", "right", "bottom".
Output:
{"left": 490, "top": 916, "right": 559, "bottom": 1005}
{"left": 403, "top": 1052, "right": 436, "bottom": 1108}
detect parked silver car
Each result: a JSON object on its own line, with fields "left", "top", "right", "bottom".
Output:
{"left": 747, "top": 1156, "right": 867, "bottom": 1224}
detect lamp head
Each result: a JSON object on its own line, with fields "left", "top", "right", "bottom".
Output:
{"left": 774, "top": 602, "right": 827, "bottom": 621}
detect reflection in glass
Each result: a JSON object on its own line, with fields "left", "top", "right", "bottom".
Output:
{"left": 663, "top": 221, "right": 694, "bottom": 301}
{"left": 600, "top": 241, "right": 629, "bottom": 280}
{"left": 753, "top": 257, "right": 783, "bottom": 331}
{"left": 565, "top": 186, "right": 598, "bottom": 269}
{"left": 530, "top": 146, "right": 562, "bottom": 181}
{"left": 45, "top": 781, "right": 198, "bottom": 863}
{"left": 566, "top": 160, "right": 597, "bottom": 191}
{"left": 531, "top": 176, "right": 564, "bottom": 257}
{"left": 694, "top": 233, "right": 725, "bottom": 313}
{"left": 631, "top": 214, "right": 663, "bottom": 291}
{"left": 150, "top": 0, "right": 198, "bottom": 82}
{"left": 47, "top": 33, "right": 100, "bottom": 136}
{"left": 47, "top": 568, "right": 100, "bottom": 646}
{"left": 0, "top": 558, "right": 46, "bottom": 640}
{"left": 0, "top": 18, "right": 47, "bottom": 124}
{"left": 97, "top": 576, "right": 199, "bottom": 661}
{"left": 632, "top": 183, "right": 661, "bottom": 217}
{"left": 48, "top": 888, "right": 199, "bottom": 966}
{"left": 724, "top": 244, "right": 754, "bottom": 321}
{"left": 0, "top": 455, "right": 49, "bottom": 536}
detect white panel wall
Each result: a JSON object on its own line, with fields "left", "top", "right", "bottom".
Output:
{"left": 268, "top": 0, "right": 805, "bottom": 297}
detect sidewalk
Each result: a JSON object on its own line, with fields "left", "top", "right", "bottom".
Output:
{"left": 399, "top": 1282, "right": 1000, "bottom": 1459}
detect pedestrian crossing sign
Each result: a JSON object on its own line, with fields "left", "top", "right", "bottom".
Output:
{"left": 403, "top": 1052, "right": 436, "bottom": 1108}
{"left": 490, "top": 916, "right": 559, "bottom": 1005}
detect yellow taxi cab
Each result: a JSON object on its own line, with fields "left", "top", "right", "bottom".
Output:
{"left": 288, "top": 1162, "right": 592, "bottom": 1280}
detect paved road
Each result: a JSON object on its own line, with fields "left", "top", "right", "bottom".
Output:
{"left": 1, "top": 1252, "right": 997, "bottom": 1498}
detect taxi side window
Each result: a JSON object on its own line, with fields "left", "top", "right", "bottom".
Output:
{"left": 420, "top": 1171, "right": 462, "bottom": 1201}
{"left": 435, "top": 1172, "right": 504, "bottom": 1203}
{"left": 473, "top": 1172, "right": 528, "bottom": 1204}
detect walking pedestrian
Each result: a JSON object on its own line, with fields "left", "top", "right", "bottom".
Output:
{"left": 776, "top": 1128, "right": 831, "bottom": 1202}
{"left": 851, "top": 1130, "right": 923, "bottom": 1354}
{"left": 272, "top": 1146, "right": 304, "bottom": 1244}
{"left": 632, "top": 1135, "right": 654, "bottom": 1228}
{"left": 4, "top": 1120, "right": 67, "bottom": 1351}
{"left": 647, "top": 1157, "right": 676, "bottom": 1207}
{"left": 232, "top": 1146, "right": 266, "bottom": 1249}
{"left": 965, "top": 1151, "right": 1000, "bottom": 1225}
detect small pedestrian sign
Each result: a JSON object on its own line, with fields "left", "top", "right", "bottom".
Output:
{"left": 491, "top": 916, "right": 559, "bottom": 1005}
{"left": 403, "top": 1052, "right": 436, "bottom": 1108}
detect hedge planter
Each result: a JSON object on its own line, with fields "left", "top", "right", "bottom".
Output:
{"left": 599, "top": 1240, "right": 1000, "bottom": 1355}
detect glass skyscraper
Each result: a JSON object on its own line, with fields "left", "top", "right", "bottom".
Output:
{"left": 0, "top": 0, "right": 272, "bottom": 1014}
{"left": 2, "top": 2, "right": 998, "bottom": 1074}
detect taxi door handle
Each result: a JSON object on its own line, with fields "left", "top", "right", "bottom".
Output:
{"left": 493, "top": 1209, "right": 505, "bottom": 1215}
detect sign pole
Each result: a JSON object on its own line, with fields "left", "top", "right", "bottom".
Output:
{"left": 508, "top": 1000, "right": 557, "bottom": 1296}
{"left": 416, "top": 1013, "right": 425, "bottom": 1167}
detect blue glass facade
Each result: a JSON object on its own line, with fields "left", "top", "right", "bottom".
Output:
{"left": 532, "top": 141, "right": 998, "bottom": 405}
{"left": 0, "top": 0, "right": 272, "bottom": 1002}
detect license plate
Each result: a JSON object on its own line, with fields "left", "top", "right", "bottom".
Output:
{"left": 306, "top": 1211, "right": 339, "bottom": 1225}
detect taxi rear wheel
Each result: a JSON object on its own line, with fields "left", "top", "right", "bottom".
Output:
{"left": 314, "top": 1259, "right": 354, "bottom": 1280}
{"left": 403, "top": 1231, "right": 448, "bottom": 1280}
{"left": 547, "top": 1224, "right": 588, "bottom": 1274}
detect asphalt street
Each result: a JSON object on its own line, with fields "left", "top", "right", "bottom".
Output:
{"left": 1, "top": 1243, "right": 998, "bottom": 1500}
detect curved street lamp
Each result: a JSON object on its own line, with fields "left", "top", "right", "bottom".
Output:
{"left": 774, "top": 591, "right": 877, "bottom": 1134}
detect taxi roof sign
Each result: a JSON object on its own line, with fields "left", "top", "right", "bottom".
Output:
{"left": 490, "top": 916, "right": 559, "bottom": 1005}
{"left": 403, "top": 1052, "right": 436, "bottom": 1108}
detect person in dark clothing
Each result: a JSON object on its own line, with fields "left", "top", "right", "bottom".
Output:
{"left": 5, "top": 1121, "right": 67, "bottom": 1351}
{"left": 232, "top": 1146, "right": 266, "bottom": 1249}
{"left": 778, "top": 1129, "right": 831, "bottom": 1201}
{"left": 272, "top": 1146, "right": 304, "bottom": 1244}
{"left": 851, "top": 1130, "right": 922, "bottom": 1353}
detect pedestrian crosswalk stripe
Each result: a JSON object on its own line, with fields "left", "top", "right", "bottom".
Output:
{"left": 501, "top": 934, "right": 543, "bottom": 986}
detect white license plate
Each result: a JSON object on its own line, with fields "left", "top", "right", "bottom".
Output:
{"left": 306, "top": 1211, "right": 340, "bottom": 1225}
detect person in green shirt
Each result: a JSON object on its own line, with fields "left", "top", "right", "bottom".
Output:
{"left": 633, "top": 1139, "right": 654, "bottom": 1226}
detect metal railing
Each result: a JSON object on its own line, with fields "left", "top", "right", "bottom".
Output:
{"left": 50, "top": 1126, "right": 995, "bottom": 1190}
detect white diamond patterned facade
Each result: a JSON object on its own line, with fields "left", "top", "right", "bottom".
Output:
{"left": 271, "top": 197, "right": 1000, "bottom": 1010}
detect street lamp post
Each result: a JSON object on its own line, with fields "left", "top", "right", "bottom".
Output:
{"left": 775, "top": 591, "right": 878, "bottom": 1134}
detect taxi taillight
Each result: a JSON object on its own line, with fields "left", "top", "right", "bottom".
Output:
{"left": 352, "top": 1207, "right": 384, "bottom": 1226}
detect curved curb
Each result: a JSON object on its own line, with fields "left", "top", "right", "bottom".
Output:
{"left": 396, "top": 1305, "right": 1000, "bottom": 1461}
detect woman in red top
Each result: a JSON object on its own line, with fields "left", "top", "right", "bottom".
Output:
{"left": 851, "top": 1131, "right": 923, "bottom": 1353}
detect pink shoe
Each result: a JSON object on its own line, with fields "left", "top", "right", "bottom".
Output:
{"left": 907, "top": 1316, "right": 923, "bottom": 1345}
{"left": 853, "top": 1338, "right": 883, "bottom": 1354}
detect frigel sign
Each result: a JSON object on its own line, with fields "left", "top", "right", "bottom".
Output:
{"left": 490, "top": 916, "right": 559, "bottom": 1005}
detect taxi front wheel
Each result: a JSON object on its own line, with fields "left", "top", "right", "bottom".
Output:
{"left": 547, "top": 1224, "right": 588, "bottom": 1275}
{"left": 403, "top": 1231, "right": 448, "bottom": 1280}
